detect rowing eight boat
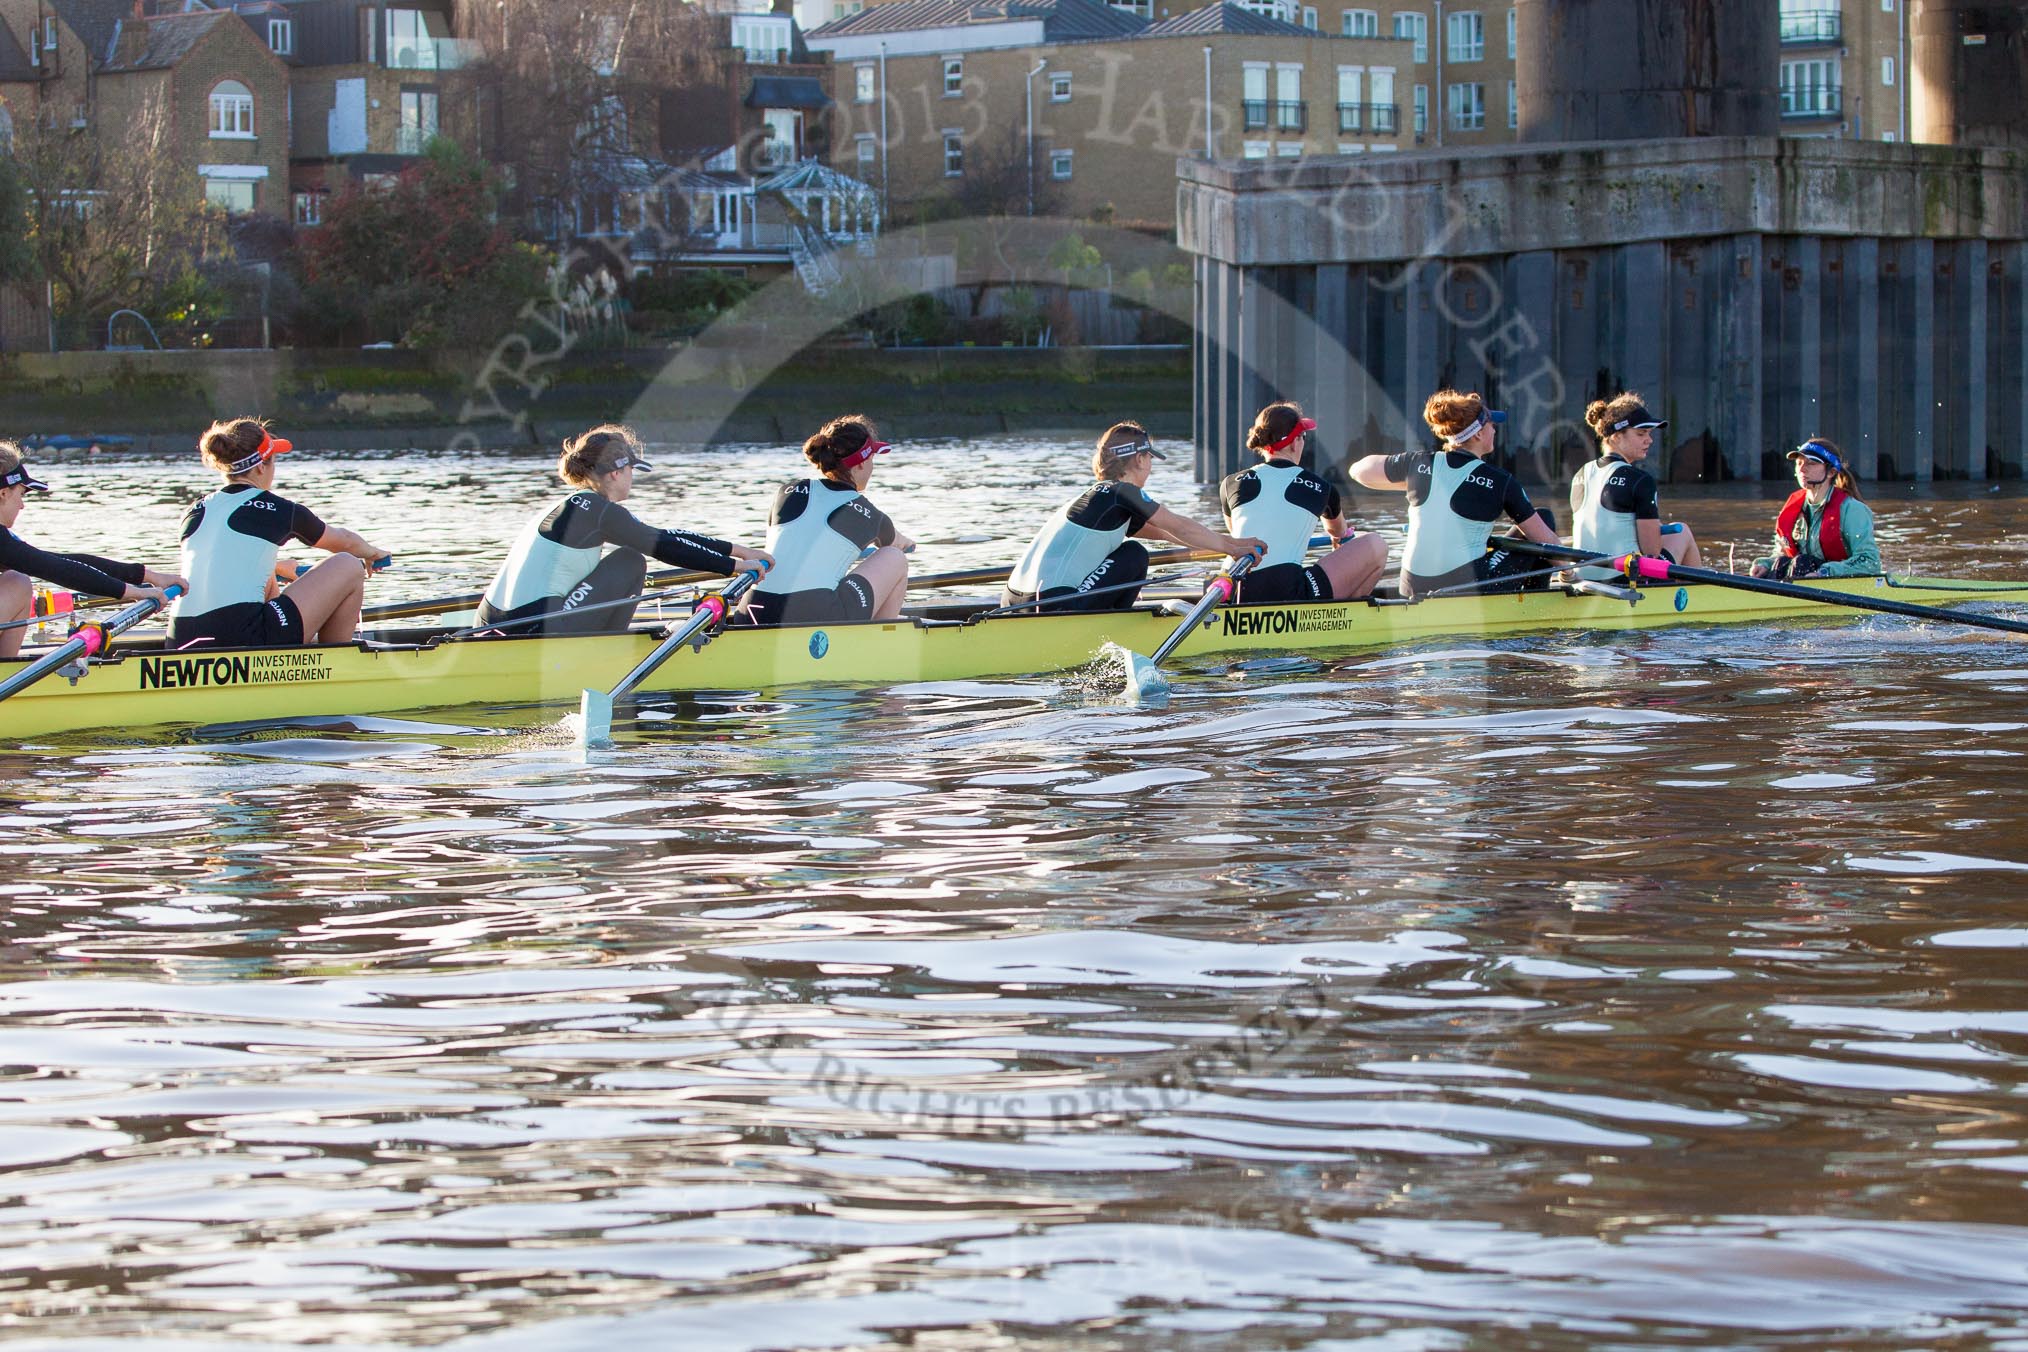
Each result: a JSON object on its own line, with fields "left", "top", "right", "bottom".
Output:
{"left": 4, "top": 574, "right": 2025, "bottom": 738}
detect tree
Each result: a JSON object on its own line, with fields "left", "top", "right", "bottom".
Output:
{"left": 0, "top": 153, "right": 31, "bottom": 290}
{"left": 10, "top": 92, "right": 224, "bottom": 339}
{"left": 296, "top": 140, "right": 550, "bottom": 348}
{"left": 474, "top": 0, "right": 719, "bottom": 232}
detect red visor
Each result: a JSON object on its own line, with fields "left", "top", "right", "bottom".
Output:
{"left": 227, "top": 429, "right": 295, "bottom": 475}
{"left": 837, "top": 439, "right": 891, "bottom": 471}
{"left": 1265, "top": 417, "right": 1316, "bottom": 455}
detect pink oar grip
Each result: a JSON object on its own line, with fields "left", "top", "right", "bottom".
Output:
{"left": 74, "top": 626, "right": 105, "bottom": 659}
{"left": 1629, "top": 555, "right": 1673, "bottom": 582}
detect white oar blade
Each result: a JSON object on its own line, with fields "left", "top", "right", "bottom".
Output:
{"left": 578, "top": 688, "right": 615, "bottom": 749}
{"left": 1121, "top": 650, "right": 1169, "bottom": 704}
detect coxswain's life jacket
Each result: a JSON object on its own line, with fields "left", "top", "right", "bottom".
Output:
{"left": 1776, "top": 488, "right": 1849, "bottom": 562}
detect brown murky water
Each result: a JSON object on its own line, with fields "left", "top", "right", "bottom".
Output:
{"left": 4, "top": 441, "right": 2028, "bottom": 1350}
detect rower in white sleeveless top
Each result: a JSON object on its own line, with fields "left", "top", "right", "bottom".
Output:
{"left": 1002, "top": 422, "right": 1261, "bottom": 612}
{"left": 743, "top": 415, "right": 913, "bottom": 627}
{"left": 1569, "top": 392, "right": 1702, "bottom": 581}
{"left": 1349, "top": 389, "right": 1560, "bottom": 597}
{"left": 171, "top": 418, "right": 389, "bottom": 649}
{"left": 478, "top": 425, "right": 770, "bottom": 636}
{"left": 1221, "top": 402, "right": 1386, "bottom": 604}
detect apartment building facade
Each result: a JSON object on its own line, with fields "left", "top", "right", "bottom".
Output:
{"left": 809, "top": 0, "right": 1410, "bottom": 225}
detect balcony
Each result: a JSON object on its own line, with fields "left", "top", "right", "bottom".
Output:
{"left": 385, "top": 36, "right": 480, "bottom": 70}
{"left": 1273, "top": 99, "right": 1306, "bottom": 132}
{"left": 1337, "top": 102, "right": 1398, "bottom": 134}
{"left": 1778, "top": 10, "right": 1841, "bottom": 44}
{"left": 1780, "top": 86, "right": 1842, "bottom": 118}
{"left": 1242, "top": 99, "right": 1269, "bottom": 130}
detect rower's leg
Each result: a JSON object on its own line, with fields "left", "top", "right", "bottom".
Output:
{"left": 283, "top": 556, "right": 368, "bottom": 644}
{"left": 553, "top": 550, "right": 647, "bottom": 634}
{"left": 1317, "top": 532, "right": 1388, "bottom": 599}
{"left": 1660, "top": 524, "right": 1703, "bottom": 568}
{"left": 852, "top": 546, "right": 910, "bottom": 621}
{"left": 0, "top": 571, "right": 30, "bottom": 660}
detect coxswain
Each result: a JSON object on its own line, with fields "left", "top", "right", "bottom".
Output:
{"left": 1348, "top": 390, "right": 1559, "bottom": 597}
{"left": 1222, "top": 403, "right": 1386, "bottom": 603}
{"left": 1570, "top": 392, "right": 1701, "bottom": 580}
{"left": 478, "top": 424, "right": 770, "bottom": 635}
{"left": 1002, "top": 422, "right": 1262, "bottom": 612}
{"left": 743, "top": 415, "right": 912, "bottom": 626}
{"left": 170, "top": 419, "right": 388, "bottom": 650}
{"left": 0, "top": 441, "right": 186, "bottom": 661}
{"left": 1750, "top": 438, "right": 1881, "bottom": 579}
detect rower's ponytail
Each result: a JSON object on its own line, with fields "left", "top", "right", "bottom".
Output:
{"left": 804, "top": 415, "right": 877, "bottom": 479}
{"left": 198, "top": 417, "right": 270, "bottom": 477}
{"left": 0, "top": 441, "right": 22, "bottom": 479}
{"left": 1245, "top": 402, "right": 1306, "bottom": 458}
{"left": 1093, "top": 421, "right": 1151, "bottom": 481}
{"left": 1586, "top": 392, "right": 1649, "bottom": 442}
{"left": 1423, "top": 389, "right": 1484, "bottom": 443}
{"left": 558, "top": 424, "right": 642, "bottom": 489}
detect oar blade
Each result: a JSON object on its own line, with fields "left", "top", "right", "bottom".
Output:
{"left": 578, "top": 688, "right": 615, "bottom": 750}
{"left": 1120, "top": 649, "right": 1169, "bottom": 704}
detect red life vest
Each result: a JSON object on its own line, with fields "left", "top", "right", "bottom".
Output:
{"left": 1776, "top": 488, "right": 1850, "bottom": 562}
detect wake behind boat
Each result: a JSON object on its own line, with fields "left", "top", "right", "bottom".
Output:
{"left": 6, "top": 573, "right": 2027, "bottom": 739}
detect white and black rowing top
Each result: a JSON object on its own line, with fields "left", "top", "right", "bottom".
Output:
{"left": 174, "top": 484, "right": 327, "bottom": 620}
{"left": 0, "top": 523, "right": 143, "bottom": 600}
{"left": 1382, "top": 449, "right": 1543, "bottom": 582}
{"left": 1221, "top": 462, "right": 1339, "bottom": 566}
{"left": 1570, "top": 454, "right": 1660, "bottom": 578}
{"left": 1007, "top": 481, "right": 1161, "bottom": 597}
{"left": 485, "top": 492, "right": 736, "bottom": 613}
{"left": 755, "top": 478, "right": 897, "bottom": 596}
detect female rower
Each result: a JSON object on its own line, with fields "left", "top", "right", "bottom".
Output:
{"left": 1750, "top": 438, "right": 1881, "bottom": 579}
{"left": 1348, "top": 389, "right": 1559, "bottom": 597}
{"left": 0, "top": 442, "right": 185, "bottom": 660}
{"left": 171, "top": 419, "right": 389, "bottom": 649}
{"left": 1002, "top": 422, "right": 1262, "bottom": 612}
{"left": 744, "top": 415, "right": 912, "bottom": 626}
{"left": 478, "top": 425, "right": 770, "bottom": 636}
{"left": 1221, "top": 403, "right": 1386, "bottom": 603}
{"left": 1570, "top": 392, "right": 1701, "bottom": 579}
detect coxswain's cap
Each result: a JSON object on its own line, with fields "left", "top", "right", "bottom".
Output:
{"left": 1606, "top": 405, "right": 1667, "bottom": 434}
{"left": 1108, "top": 436, "right": 1166, "bottom": 461}
{"left": 1264, "top": 417, "right": 1317, "bottom": 456}
{"left": 1, "top": 463, "right": 50, "bottom": 493}
{"left": 836, "top": 438, "right": 891, "bottom": 471}
{"left": 226, "top": 429, "right": 295, "bottom": 475}
{"left": 1788, "top": 439, "right": 1845, "bottom": 474}
{"left": 1441, "top": 408, "right": 1507, "bottom": 448}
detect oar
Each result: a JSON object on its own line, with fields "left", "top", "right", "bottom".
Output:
{"left": 578, "top": 565, "right": 768, "bottom": 748}
{"left": 0, "top": 585, "right": 183, "bottom": 704}
{"left": 1501, "top": 540, "right": 2028, "bottom": 637}
{"left": 1119, "top": 553, "right": 1259, "bottom": 702}
{"left": 911, "top": 536, "right": 1328, "bottom": 597}
{"left": 362, "top": 562, "right": 716, "bottom": 624}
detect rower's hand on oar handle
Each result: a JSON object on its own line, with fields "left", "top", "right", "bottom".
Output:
{"left": 141, "top": 568, "right": 188, "bottom": 594}
{"left": 1229, "top": 537, "right": 1267, "bottom": 563}
{"left": 729, "top": 545, "right": 773, "bottom": 575}
{"left": 122, "top": 580, "right": 185, "bottom": 606}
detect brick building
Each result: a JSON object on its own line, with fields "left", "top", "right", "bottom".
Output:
{"left": 810, "top": 0, "right": 1410, "bottom": 226}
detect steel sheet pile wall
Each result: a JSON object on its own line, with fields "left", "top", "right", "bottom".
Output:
{"left": 1181, "top": 139, "right": 2028, "bottom": 483}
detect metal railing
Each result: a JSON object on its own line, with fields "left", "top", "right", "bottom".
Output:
{"left": 385, "top": 36, "right": 479, "bottom": 70}
{"left": 1242, "top": 99, "right": 1269, "bottom": 130}
{"left": 1780, "top": 86, "right": 1842, "bottom": 117}
{"left": 1337, "top": 102, "right": 1399, "bottom": 134}
{"left": 1778, "top": 11, "right": 1841, "bottom": 43}
{"left": 1274, "top": 99, "right": 1306, "bottom": 132}
{"left": 394, "top": 124, "right": 434, "bottom": 154}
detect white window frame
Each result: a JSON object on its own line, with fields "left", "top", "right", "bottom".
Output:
{"left": 854, "top": 63, "right": 875, "bottom": 103}
{"left": 1242, "top": 140, "right": 1270, "bottom": 159}
{"left": 1780, "top": 58, "right": 1840, "bottom": 115}
{"left": 1050, "top": 72, "right": 1071, "bottom": 101}
{"left": 1447, "top": 11, "right": 1484, "bottom": 62}
{"left": 1448, "top": 80, "right": 1484, "bottom": 130}
{"left": 1881, "top": 56, "right": 1894, "bottom": 86}
{"left": 1051, "top": 148, "right": 1073, "bottom": 179}
{"left": 1506, "top": 6, "right": 1515, "bottom": 58}
{"left": 855, "top": 133, "right": 877, "bottom": 166}
{"left": 1342, "top": 7, "right": 1378, "bottom": 36}
{"left": 41, "top": 15, "right": 57, "bottom": 54}
{"left": 942, "top": 56, "right": 963, "bottom": 97}
{"left": 293, "top": 190, "right": 324, "bottom": 226}
{"left": 1412, "top": 82, "right": 1428, "bottom": 133}
{"left": 1393, "top": 11, "right": 1427, "bottom": 62}
{"left": 1507, "top": 78, "right": 1517, "bottom": 128}
{"left": 1274, "top": 62, "right": 1302, "bottom": 131}
{"left": 203, "top": 176, "right": 257, "bottom": 212}
{"left": 942, "top": 129, "right": 963, "bottom": 175}
{"left": 208, "top": 82, "right": 255, "bottom": 138}
{"left": 1275, "top": 140, "right": 1302, "bottom": 157}
{"left": 268, "top": 17, "right": 293, "bottom": 54}
{"left": 1302, "top": 5, "right": 1318, "bottom": 28}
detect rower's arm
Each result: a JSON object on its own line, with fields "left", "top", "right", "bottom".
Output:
{"left": 1518, "top": 511, "right": 1560, "bottom": 546}
{"left": 313, "top": 525, "right": 391, "bottom": 565}
{"left": 0, "top": 535, "right": 142, "bottom": 600}
{"left": 1348, "top": 455, "right": 1400, "bottom": 492}
{"left": 1145, "top": 505, "right": 1256, "bottom": 558}
{"left": 1815, "top": 499, "right": 1882, "bottom": 577}
{"left": 1634, "top": 518, "right": 1664, "bottom": 557}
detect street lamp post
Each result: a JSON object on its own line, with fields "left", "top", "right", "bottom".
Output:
{"left": 1026, "top": 57, "right": 1047, "bottom": 215}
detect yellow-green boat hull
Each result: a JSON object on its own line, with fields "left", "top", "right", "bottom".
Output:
{"left": 4, "top": 575, "right": 2025, "bottom": 739}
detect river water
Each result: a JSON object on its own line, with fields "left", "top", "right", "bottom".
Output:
{"left": 5, "top": 440, "right": 2028, "bottom": 1350}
